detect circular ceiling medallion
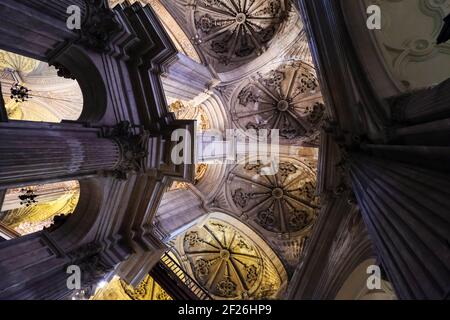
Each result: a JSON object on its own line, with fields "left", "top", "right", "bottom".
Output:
{"left": 227, "top": 159, "right": 319, "bottom": 235}
{"left": 179, "top": 218, "right": 285, "bottom": 299}
{"left": 193, "top": 0, "right": 289, "bottom": 70}
{"left": 231, "top": 61, "right": 324, "bottom": 145}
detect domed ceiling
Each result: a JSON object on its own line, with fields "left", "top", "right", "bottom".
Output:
{"left": 192, "top": 0, "right": 290, "bottom": 71}
{"left": 0, "top": 49, "right": 83, "bottom": 122}
{"left": 231, "top": 60, "right": 324, "bottom": 146}
{"left": 175, "top": 216, "right": 288, "bottom": 299}
{"left": 226, "top": 158, "right": 319, "bottom": 236}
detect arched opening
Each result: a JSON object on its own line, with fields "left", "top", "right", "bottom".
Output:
{"left": 0, "top": 49, "right": 83, "bottom": 122}
{"left": 0, "top": 180, "right": 80, "bottom": 239}
{"left": 166, "top": 97, "right": 229, "bottom": 195}
{"left": 167, "top": 99, "right": 214, "bottom": 191}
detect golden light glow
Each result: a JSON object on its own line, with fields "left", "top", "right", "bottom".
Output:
{"left": 92, "top": 275, "right": 172, "bottom": 300}
{"left": 169, "top": 100, "right": 211, "bottom": 132}
{"left": 175, "top": 217, "right": 287, "bottom": 300}
{"left": 0, "top": 181, "right": 80, "bottom": 235}
{"left": 0, "top": 50, "right": 39, "bottom": 74}
{"left": 0, "top": 50, "right": 83, "bottom": 123}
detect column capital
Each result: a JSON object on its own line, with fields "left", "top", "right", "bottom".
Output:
{"left": 67, "top": 242, "right": 114, "bottom": 297}
{"left": 103, "top": 121, "right": 151, "bottom": 180}
{"left": 78, "top": 0, "right": 121, "bottom": 52}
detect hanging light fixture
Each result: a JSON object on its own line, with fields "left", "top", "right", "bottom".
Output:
{"left": 10, "top": 82, "right": 31, "bottom": 103}
{"left": 18, "top": 188, "right": 39, "bottom": 207}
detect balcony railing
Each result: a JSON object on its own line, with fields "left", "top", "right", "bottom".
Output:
{"left": 158, "top": 253, "right": 212, "bottom": 300}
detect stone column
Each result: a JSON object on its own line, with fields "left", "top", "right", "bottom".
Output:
{"left": 349, "top": 153, "right": 450, "bottom": 300}
{"left": 0, "top": 231, "right": 115, "bottom": 300}
{"left": 0, "top": 121, "right": 121, "bottom": 188}
{"left": 286, "top": 194, "right": 354, "bottom": 299}
{"left": 0, "top": 0, "right": 87, "bottom": 60}
{"left": 360, "top": 144, "right": 450, "bottom": 174}
{"left": 390, "top": 78, "right": 450, "bottom": 124}
{"left": 0, "top": 0, "right": 119, "bottom": 61}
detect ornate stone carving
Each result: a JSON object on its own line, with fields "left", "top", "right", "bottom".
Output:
{"left": 194, "top": 164, "right": 208, "bottom": 185}
{"left": 278, "top": 162, "right": 297, "bottom": 178}
{"left": 119, "top": 275, "right": 172, "bottom": 300}
{"left": 257, "top": 208, "right": 276, "bottom": 229}
{"left": 79, "top": 0, "right": 121, "bottom": 51}
{"left": 185, "top": 231, "right": 203, "bottom": 246}
{"left": 169, "top": 101, "right": 211, "bottom": 132}
{"left": 51, "top": 63, "right": 76, "bottom": 80}
{"left": 216, "top": 277, "right": 237, "bottom": 297}
{"left": 245, "top": 264, "right": 258, "bottom": 284}
{"left": 192, "top": 0, "right": 289, "bottom": 70}
{"left": 228, "top": 159, "right": 319, "bottom": 235}
{"left": 231, "top": 61, "right": 324, "bottom": 145}
{"left": 232, "top": 188, "right": 252, "bottom": 208}
{"left": 194, "top": 258, "right": 211, "bottom": 278}
{"left": 354, "top": 0, "right": 450, "bottom": 90}
{"left": 68, "top": 242, "right": 113, "bottom": 296}
{"left": 104, "top": 121, "right": 150, "bottom": 179}
{"left": 179, "top": 219, "right": 284, "bottom": 299}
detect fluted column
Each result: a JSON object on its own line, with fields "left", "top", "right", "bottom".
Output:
{"left": 0, "top": 0, "right": 87, "bottom": 60}
{"left": 349, "top": 153, "right": 450, "bottom": 300}
{"left": 390, "top": 78, "right": 450, "bottom": 124}
{"left": 0, "top": 121, "right": 121, "bottom": 188}
{"left": 0, "top": 232, "right": 70, "bottom": 299}
{"left": 16, "top": 0, "right": 87, "bottom": 17}
{"left": 0, "top": 0, "right": 120, "bottom": 61}
{"left": 0, "top": 231, "right": 115, "bottom": 300}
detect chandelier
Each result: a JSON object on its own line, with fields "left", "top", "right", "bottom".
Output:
{"left": 10, "top": 82, "right": 31, "bottom": 102}
{"left": 18, "top": 188, "right": 39, "bottom": 207}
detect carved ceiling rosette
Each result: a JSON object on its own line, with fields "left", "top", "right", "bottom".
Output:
{"left": 120, "top": 275, "right": 172, "bottom": 300}
{"left": 180, "top": 219, "right": 284, "bottom": 299}
{"left": 192, "top": 0, "right": 289, "bottom": 71}
{"left": 230, "top": 61, "right": 324, "bottom": 146}
{"left": 227, "top": 159, "right": 319, "bottom": 236}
